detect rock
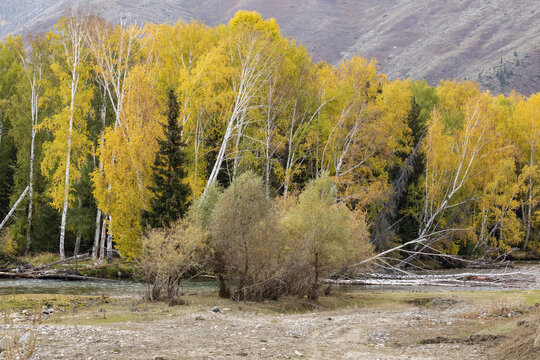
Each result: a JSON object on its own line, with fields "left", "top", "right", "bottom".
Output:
{"left": 295, "top": 350, "right": 303, "bottom": 357}
{"left": 222, "top": 307, "right": 232, "bottom": 312}
{"left": 210, "top": 306, "right": 221, "bottom": 313}
{"left": 0, "top": 336, "right": 14, "bottom": 352}
{"left": 20, "top": 332, "right": 32, "bottom": 342}
{"left": 153, "top": 356, "right": 166, "bottom": 360}
{"left": 43, "top": 308, "right": 54, "bottom": 315}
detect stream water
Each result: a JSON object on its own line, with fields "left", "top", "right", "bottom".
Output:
{"left": 0, "top": 262, "right": 538, "bottom": 296}
{"left": 0, "top": 278, "right": 217, "bottom": 296}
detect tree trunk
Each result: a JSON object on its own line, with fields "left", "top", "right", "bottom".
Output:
{"left": 99, "top": 217, "right": 106, "bottom": 262}
{"left": 92, "top": 210, "right": 102, "bottom": 260}
{"left": 73, "top": 195, "right": 83, "bottom": 256}
{"left": 26, "top": 122, "right": 36, "bottom": 256}
{"left": 0, "top": 186, "right": 30, "bottom": 231}
{"left": 74, "top": 231, "right": 81, "bottom": 256}
{"left": 106, "top": 216, "right": 113, "bottom": 262}
{"left": 310, "top": 252, "right": 319, "bottom": 300}
{"left": 218, "top": 274, "right": 230, "bottom": 298}
{"left": 59, "top": 78, "right": 76, "bottom": 261}
{"left": 25, "top": 70, "right": 41, "bottom": 256}
{"left": 92, "top": 91, "right": 107, "bottom": 260}
{"left": 523, "top": 149, "right": 534, "bottom": 250}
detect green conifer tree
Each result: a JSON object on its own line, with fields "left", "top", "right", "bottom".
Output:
{"left": 143, "top": 89, "right": 191, "bottom": 228}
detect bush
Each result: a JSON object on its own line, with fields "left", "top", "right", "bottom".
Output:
{"left": 207, "top": 172, "right": 372, "bottom": 301}
{"left": 136, "top": 219, "right": 204, "bottom": 305}
{"left": 210, "top": 172, "right": 290, "bottom": 301}
{"left": 283, "top": 173, "right": 371, "bottom": 299}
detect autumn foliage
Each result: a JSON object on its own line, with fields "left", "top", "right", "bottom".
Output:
{"left": 0, "top": 10, "right": 539, "bottom": 277}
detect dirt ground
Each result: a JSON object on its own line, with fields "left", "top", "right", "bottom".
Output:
{"left": 1, "top": 290, "right": 539, "bottom": 360}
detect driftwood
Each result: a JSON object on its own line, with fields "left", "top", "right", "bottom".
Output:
{"left": 326, "top": 270, "right": 536, "bottom": 288}
{"left": 0, "top": 251, "right": 108, "bottom": 281}
{"left": 36, "top": 253, "right": 89, "bottom": 270}
{"left": 0, "top": 271, "right": 111, "bottom": 281}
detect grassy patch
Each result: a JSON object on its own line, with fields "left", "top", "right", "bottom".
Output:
{"left": 0, "top": 293, "right": 111, "bottom": 312}
{"left": 23, "top": 252, "right": 61, "bottom": 267}
{"left": 0, "top": 250, "right": 24, "bottom": 269}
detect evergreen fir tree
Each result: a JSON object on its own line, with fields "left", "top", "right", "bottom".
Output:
{"left": 143, "top": 89, "right": 191, "bottom": 229}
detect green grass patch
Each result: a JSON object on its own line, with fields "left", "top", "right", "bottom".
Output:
{"left": 0, "top": 294, "right": 107, "bottom": 312}
{"left": 22, "top": 252, "right": 61, "bottom": 267}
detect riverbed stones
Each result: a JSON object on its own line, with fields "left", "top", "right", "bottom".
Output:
{"left": 0, "top": 336, "right": 14, "bottom": 352}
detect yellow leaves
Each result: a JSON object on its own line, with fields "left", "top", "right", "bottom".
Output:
{"left": 436, "top": 79, "right": 480, "bottom": 115}
{"left": 39, "top": 18, "right": 93, "bottom": 211}
{"left": 228, "top": 10, "right": 281, "bottom": 40}
{"left": 511, "top": 92, "right": 540, "bottom": 162}
{"left": 93, "top": 65, "right": 163, "bottom": 259}
{"left": 376, "top": 79, "right": 413, "bottom": 155}
{"left": 40, "top": 110, "right": 91, "bottom": 209}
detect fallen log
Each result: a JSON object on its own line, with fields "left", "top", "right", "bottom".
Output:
{"left": 325, "top": 270, "right": 536, "bottom": 288}
{"left": 0, "top": 271, "right": 112, "bottom": 282}
{"left": 37, "top": 253, "right": 89, "bottom": 270}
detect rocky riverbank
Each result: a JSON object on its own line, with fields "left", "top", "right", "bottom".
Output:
{"left": 1, "top": 290, "right": 539, "bottom": 359}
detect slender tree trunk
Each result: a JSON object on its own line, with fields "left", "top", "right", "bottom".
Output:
{"left": 73, "top": 195, "right": 83, "bottom": 256}
{"left": 74, "top": 232, "right": 81, "bottom": 256}
{"left": 26, "top": 112, "right": 36, "bottom": 256}
{"left": 106, "top": 215, "right": 113, "bottom": 262}
{"left": 265, "top": 153, "right": 271, "bottom": 198}
{"left": 523, "top": 148, "right": 534, "bottom": 250}
{"left": 92, "top": 91, "right": 107, "bottom": 260}
{"left": 59, "top": 71, "right": 77, "bottom": 261}
{"left": 99, "top": 217, "right": 106, "bottom": 262}
{"left": 92, "top": 210, "right": 102, "bottom": 260}
{"left": 24, "top": 65, "right": 42, "bottom": 256}
{"left": 232, "top": 117, "right": 245, "bottom": 179}
{"left": 311, "top": 252, "right": 319, "bottom": 300}
{"left": 0, "top": 186, "right": 30, "bottom": 231}
{"left": 283, "top": 115, "right": 296, "bottom": 200}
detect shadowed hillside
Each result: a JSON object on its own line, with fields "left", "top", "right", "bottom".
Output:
{"left": 1, "top": 0, "right": 539, "bottom": 94}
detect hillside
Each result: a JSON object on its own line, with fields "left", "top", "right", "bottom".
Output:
{"left": 1, "top": 0, "right": 539, "bottom": 94}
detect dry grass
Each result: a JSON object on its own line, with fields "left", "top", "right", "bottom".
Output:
{"left": 0, "top": 305, "right": 41, "bottom": 360}
{"left": 490, "top": 307, "right": 540, "bottom": 360}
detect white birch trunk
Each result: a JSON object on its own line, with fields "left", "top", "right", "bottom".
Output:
{"left": 106, "top": 216, "right": 113, "bottom": 261}
{"left": 99, "top": 217, "right": 106, "bottom": 262}
{"left": 92, "top": 89, "right": 107, "bottom": 260}
{"left": 59, "top": 81, "right": 75, "bottom": 260}
{"left": 19, "top": 49, "right": 43, "bottom": 256}
{"left": 26, "top": 114, "right": 36, "bottom": 256}
{"left": 92, "top": 209, "right": 102, "bottom": 260}
{"left": 0, "top": 186, "right": 30, "bottom": 231}
{"left": 203, "top": 38, "right": 275, "bottom": 197}
{"left": 59, "top": 16, "right": 85, "bottom": 261}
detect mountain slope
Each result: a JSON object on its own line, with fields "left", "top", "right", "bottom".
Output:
{"left": 1, "top": 0, "right": 538, "bottom": 94}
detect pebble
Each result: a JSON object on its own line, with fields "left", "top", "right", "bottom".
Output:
{"left": 20, "top": 332, "right": 32, "bottom": 342}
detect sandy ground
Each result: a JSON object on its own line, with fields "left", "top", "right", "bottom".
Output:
{"left": 2, "top": 290, "right": 539, "bottom": 360}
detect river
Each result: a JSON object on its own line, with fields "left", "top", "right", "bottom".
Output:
{"left": 0, "top": 262, "right": 538, "bottom": 296}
